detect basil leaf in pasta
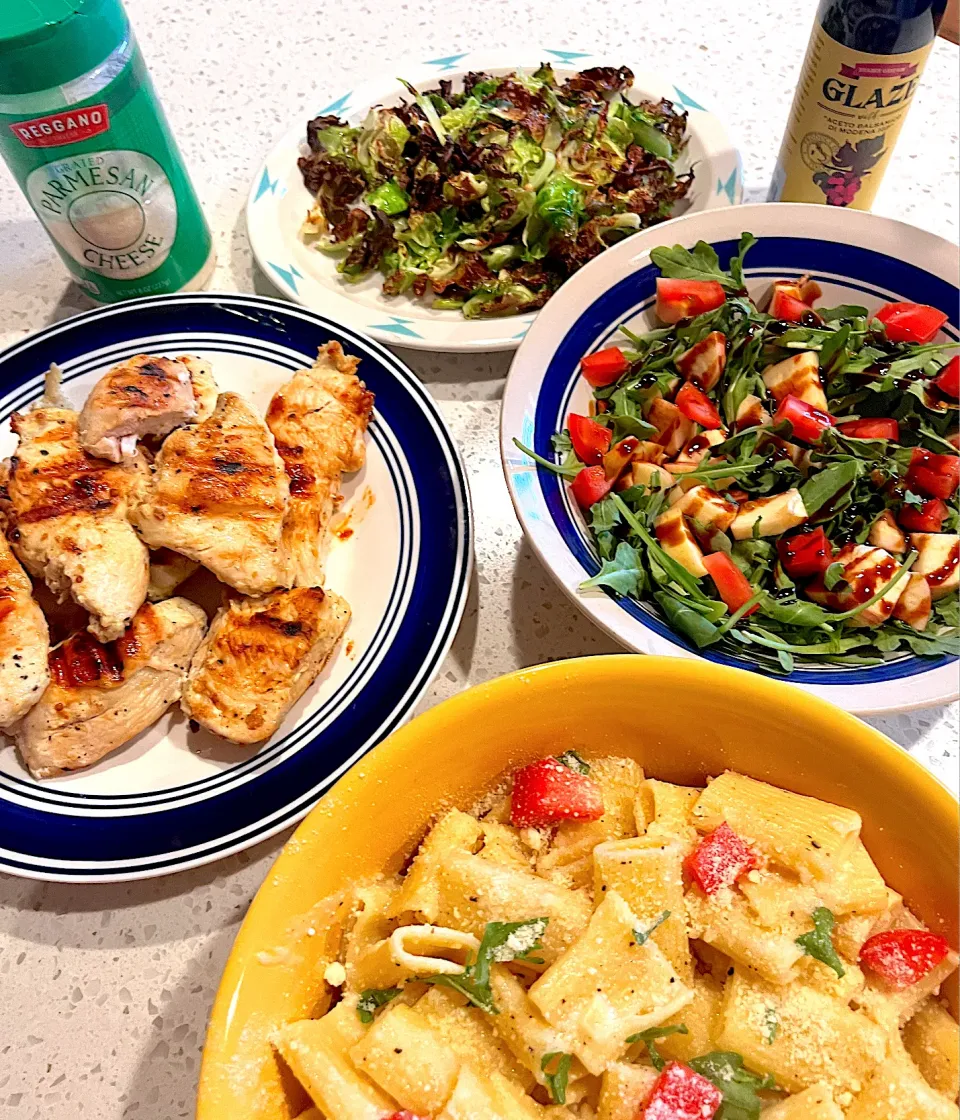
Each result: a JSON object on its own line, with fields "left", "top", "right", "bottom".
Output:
{"left": 762, "top": 1006, "right": 779, "bottom": 1045}
{"left": 688, "top": 1051, "right": 776, "bottom": 1120}
{"left": 625, "top": 1023, "right": 688, "bottom": 1071}
{"left": 633, "top": 909, "right": 671, "bottom": 946}
{"left": 422, "top": 917, "right": 549, "bottom": 1015}
{"left": 795, "top": 906, "right": 846, "bottom": 978}
{"left": 356, "top": 987, "right": 402, "bottom": 1024}
{"left": 541, "top": 1051, "right": 572, "bottom": 1104}
{"left": 555, "top": 750, "right": 590, "bottom": 775}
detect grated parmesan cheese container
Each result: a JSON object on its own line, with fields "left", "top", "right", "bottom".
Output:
{"left": 0, "top": 0, "right": 215, "bottom": 302}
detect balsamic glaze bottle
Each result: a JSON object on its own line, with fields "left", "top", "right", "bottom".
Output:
{"left": 769, "top": 0, "right": 947, "bottom": 208}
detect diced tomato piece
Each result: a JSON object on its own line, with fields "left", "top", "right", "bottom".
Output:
{"left": 934, "top": 356, "right": 960, "bottom": 399}
{"left": 386, "top": 1113, "right": 428, "bottom": 1120}
{"left": 859, "top": 929, "right": 952, "bottom": 991}
{"left": 676, "top": 382, "right": 723, "bottom": 430}
{"left": 686, "top": 821, "right": 757, "bottom": 895}
{"left": 568, "top": 413, "right": 612, "bottom": 465}
{"left": 656, "top": 278, "right": 726, "bottom": 325}
{"left": 580, "top": 346, "right": 629, "bottom": 387}
{"left": 643, "top": 1061, "right": 724, "bottom": 1120}
{"left": 571, "top": 465, "right": 613, "bottom": 509}
{"left": 875, "top": 302, "right": 949, "bottom": 344}
{"left": 838, "top": 417, "right": 899, "bottom": 441}
{"left": 769, "top": 281, "right": 813, "bottom": 323}
{"left": 777, "top": 528, "right": 833, "bottom": 578}
{"left": 906, "top": 448, "right": 960, "bottom": 499}
{"left": 773, "top": 394, "right": 835, "bottom": 443}
{"left": 703, "top": 551, "right": 758, "bottom": 616}
{"left": 510, "top": 757, "right": 605, "bottom": 828}
{"left": 899, "top": 498, "right": 949, "bottom": 532}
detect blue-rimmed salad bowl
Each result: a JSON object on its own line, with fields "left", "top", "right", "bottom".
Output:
{"left": 501, "top": 203, "right": 958, "bottom": 714}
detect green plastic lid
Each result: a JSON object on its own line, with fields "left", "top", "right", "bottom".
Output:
{"left": 0, "top": 0, "right": 129, "bottom": 98}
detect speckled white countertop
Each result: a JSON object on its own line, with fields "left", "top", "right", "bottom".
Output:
{"left": 0, "top": 2, "right": 957, "bottom": 1115}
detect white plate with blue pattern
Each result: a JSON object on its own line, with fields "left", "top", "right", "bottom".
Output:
{"left": 245, "top": 50, "right": 742, "bottom": 353}
{"left": 501, "top": 203, "right": 959, "bottom": 715}
{"left": 0, "top": 293, "right": 472, "bottom": 880}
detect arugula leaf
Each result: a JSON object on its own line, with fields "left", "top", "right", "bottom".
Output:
{"left": 580, "top": 542, "right": 643, "bottom": 596}
{"left": 650, "top": 233, "right": 755, "bottom": 294}
{"left": 728, "top": 232, "right": 758, "bottom": 290}
{"left": 688, "top": 1051, "right": 777, "bottom": 1120}
{"left": 423, "top": 918, "right": 549, "bottom": 1014}
{"left": 795, "top": 906, "right": 845, "bottom": 978}
{"left": 655, "top": 591, "right": 722, "bottom": 648}
{"left": 818, "top": 323, "right": 850, "bottom": 380}
{"left": 541, "top": 1052, "right": 572, "bottom": 1104}
{"left": 823, "top": 561, "right": 846, "bottom": 591}
{"left": 512, "top": 438, "right": 579, "bottom": 479}
{"left": 613, "top": 413, "right": 658, "bottom": 441}
{"left": 762, "top": 1006, "right": 779, "bottom": 1045}
{"left": 625, "top": 1024, "right": 689, "bottom": 1071}
{"left": 634, "top": 910, "right": 671, "bottom": 946}
{"left": 777, "top": 648, "right": 795, "bottom": 674}
{"left": 590, "top": 496, "right": 621, "bottom": 534}
{"left": 800, "top": 459, "right": 861, "bottom": 517}
{"left": 357, "top": 987, "right": 402, "bottom": 1024}
{"left": 818, "top": 304, "right": 869, "bottom": 321}
{"left": 556, "top": 750, "right": 590, "bottom": 775}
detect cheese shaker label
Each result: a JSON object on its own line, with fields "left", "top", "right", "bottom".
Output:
{"left": 26, "top": 150, "right": 176, "bottom": 279}
{"left": 770, "top": 26, "right": 933, "bottom": 209}
{"left": 9, "top": 104, "right": 111, "bottom": 148}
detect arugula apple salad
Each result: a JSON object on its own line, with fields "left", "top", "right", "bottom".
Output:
{"left": 517, "top": 232, "right": 960, "bottom": 672}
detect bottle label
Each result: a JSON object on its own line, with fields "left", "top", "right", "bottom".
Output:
{"left": 770, "top": 26, "right": 933, "bottom": 209}
{"left": 9, "top": 104, "right": 111, "bottom": 149}
{"left": 25, "top": 150, "right": 177, "bottom": 279}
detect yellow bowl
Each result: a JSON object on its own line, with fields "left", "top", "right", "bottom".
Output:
{"left": 197, "top": 655, "right": 959, "bottom": 1119}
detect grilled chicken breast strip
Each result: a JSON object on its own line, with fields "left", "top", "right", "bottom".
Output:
{"left": 1, "top": 406, "right": 149, "bottom": 641}
{"left": 131, "top": 392, "right": 290, "bottom": 595}
{"left": 0, "top": 533, "right": 50, "bottom": 728}
{"left": 12, "top": 597, "right": 206, "bottom": 779}
{"left": 266, "top": 343, "right": 374, "bottom": 586}
{"left": 147, "top": 548, "right": 199, "bottom": 602}
{"left": 78, "top": 353, "right": 219, "bottom": 462}
{"left": 182, "top": 587, "right": 350, "bottom": 743}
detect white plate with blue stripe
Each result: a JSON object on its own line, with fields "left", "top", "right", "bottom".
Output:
{"left": 0, "top": 293, "right": 472, "bottom": 880}
{"left": 245, "top": 49, "right": 742, "bottom": 352}
{"left": 501, "top": 203, "right": 959, "bottom": 715}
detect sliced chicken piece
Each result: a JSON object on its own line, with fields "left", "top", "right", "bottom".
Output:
{"left": 266, "top": 342, "right": 374, "bottom": 587}
{"left": 130, "top": 392, "right": 290, "bottom": 595}
{"left": 12, "top": 597, "right": 206, "bottom": 779}
{"left": 0, "top": 533, "right": 50, "bottom": 728}
{"left": 182, "top": 587, "right": 350, "bottom": 744}
{"left": 1, "top": 406, "right": 149, "bottom": 641}
{"left": 79, "top": 355, "right": 201, "bottom": 462}
{"left": 178, "top": 355, "right": 218, "bottom": 422}
{"left": 147, "top": 548, "right": 200, "bottom": 602}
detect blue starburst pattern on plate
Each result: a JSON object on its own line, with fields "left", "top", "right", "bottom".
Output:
{"left": 269, "top": 262, "right": 304, "bottom": 293}
{"left": 716, "top": 167, "right": 738, "bottom": 204}
{"left": 254, "top": 168, "right": 278, "bottom": 203}
{"left": 673, "top": 86, "right": 707, "bottom": 112}
{"left": 544, "top": 49, "right": 592, "bottom": 62}
{"left": 318, "top": 91, "right": 352, "bottom": 116}
{"left": 369, "top": 316, "right": 423, "bottom": 339}
{"left": 424, "top": 53, "right": 470, "bottom": 72}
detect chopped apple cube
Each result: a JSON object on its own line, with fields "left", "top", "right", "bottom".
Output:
{"left": 761, "top": 352, "right": 828, "bottom": 411}
{"left": 910, "top": 532, "right": 960, "bottom": 601}
{"left": 654, "top": 507, "right": 708, "bottom": 577}
{"left": 730, "top": 489, "right": 808, "bottom": 540}
{"left": 868, "top": 510, "right": 906, "bottom": 554}
{"left": 676, "top": 331, "right": 727, "bottom": 391}
{"left": 647, "top": 398, "right": 696, "bottom": 458}
{"left": 893, "top": 573, "right": 932, "bottom": 631}
{"left": 620, "top": 461, "right": 675, "bottom": 491}
{"left": 807, "top": 544, "right": 907, "bottom": 626}
{"left": 670, "top": 485, "right": 737, "bottom": 532}
{"left": 735, "top": 394, "right": 771, "bottom": 431}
